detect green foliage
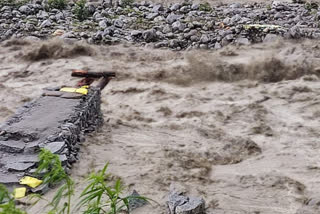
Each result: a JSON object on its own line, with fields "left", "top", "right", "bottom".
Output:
{"left": 77, "top": 163, "right": 148, "bottom": 214}
{"left": 266, "top": 4, "right": 271, "bottom": 10}
{"left": 121, "top": 0, "right": 134, "bottom": 8}
{"left": 73, "top": 0, "right": 90, "bottom": 22}
{"left": 0, "top": 149, "right": 151, "bottom": 214}
{"left": 0, "top": 0, "right": 29, "bottom": 8}
{"left": 0, "top": 184, "right": 26, "bottom": 214}
{"left": 199, "top": 2, "right": 212, "bottom": 12}
{"left": 47, "top": 0, "right": 67, "bottom": 10}
{"left": 35, "top": 149, "right": 74, "bottom": 214}
{"left": 36, "top": 148, "right": 67, "bottom": 185}
{"left": 305, "top": 1, "right": 319, "bottom": 10}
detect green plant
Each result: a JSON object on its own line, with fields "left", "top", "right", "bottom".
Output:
{"left": 77, "top": 163, "right": 148, "bottom": 214}
{"left": 305, "top": 1, "right": 319, "bottom": 11}
{"left": 73, "top": 0, "right": 90, "bottom": 22}
{"left": 0, "top": 184, "right": 26, "bottom": 214}
{"left": 199, "top": 2, "right": 212, "bottom": 12}
{"left": 47, "top": 0, "right": 67, "bottom": 10}
{"left": 35, "top": 149, "right": 74, "bottom": 214}
{"left": 266, "top": 4, "right": 271, "bottom": 10}
{"left": 0, "top": 0, "right": 29, "bottom": 8}
{"left": 121, "top": 0, "right": 134, "bottom": 8}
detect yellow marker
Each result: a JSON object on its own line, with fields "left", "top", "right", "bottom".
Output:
{"left": 20, "top": 176, "right": 43, "bottom": 188}
{"left": 60, "top": 87, "right": 88, "bottom": 95}
{"left": 14, "top": 187, "right": 26, "bottom": 199}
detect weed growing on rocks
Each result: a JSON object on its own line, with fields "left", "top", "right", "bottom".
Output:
{"left": 77, "top": 163, "right": 149, "bottom": 214}
{"left": 120, "top": 0, "right": 134, "bottom": 8}
{"left": 73, "top": 0, "right": 90, "bottom": 22}
{"left": 199, "top": 2, "right": 211, "bottom": 12}
{"left": 33, "top": 150, "right": 150, "bottom": 214}
{"left": 0, "top": 185, "right": 26, "bottom": 214}
{"left": 35, "top": 149, "right": 74, "bottom": 214}
{"left": 0, "top": 0, "right": 28, "bottom": 8}
{"left": 46, "top": 0, "right": 67, "bottom": 10}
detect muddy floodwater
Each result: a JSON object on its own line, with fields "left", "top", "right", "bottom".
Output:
{"left": 0, "top": 38, "right": 320, "bottom": 214}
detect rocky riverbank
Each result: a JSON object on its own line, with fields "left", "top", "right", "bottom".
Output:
{"left": 1, "top": 0, "right": 320, "bottom": 49}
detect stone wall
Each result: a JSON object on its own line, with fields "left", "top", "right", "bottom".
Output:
{"left": 0, "top": 87, "right": 103, "bottom": 191}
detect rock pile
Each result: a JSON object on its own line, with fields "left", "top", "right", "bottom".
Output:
{"left": 1, "top": 0, "right": 320, "bottom": 49}
{"left": 0, "top": 87, "right": 102, "bottom": 191}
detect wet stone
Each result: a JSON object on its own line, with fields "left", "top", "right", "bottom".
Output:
{"left": 44, "top": 141, "right": 66, "bottom": 154}
{"left": 167, "top": 186, "right": 205, "bottom": 214}
{"left": 31, "top": 183, "right": 50, "bottom": 194}
{"left": 0, "top": 173, "right": 20, "bottom": 184}
{"left": 6, "top": 162, "right": 35, "bottom": 172}
{"left": 0, "top": 141, "right": 25, "bottom": 153}
{"left": 128, "top": 190, "right": 148, "bottom": 211}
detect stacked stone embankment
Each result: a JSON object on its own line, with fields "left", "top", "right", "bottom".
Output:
{"left": 1, "top": 1, "right": 320, "bottom": 49}
{"left": 0, "top": 88, "right": 102, "bottom": 191}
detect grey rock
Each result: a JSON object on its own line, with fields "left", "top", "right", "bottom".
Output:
{"left": 6, "top": 162, "right": 35, "bottom": 172}
{"left": 128, "top": 190, "right": 148, "bottom": 211}
{"left": 155, "top": 41, "right": 168, "bottom": 48}
{"left": 230, "top": 3, "right": 241, "bottom": 8}
{"left": 62, "top": 31, "right": 77, "bottom": 38}
{"left": 231, "top": 14, "right": 241, "bottom": 23}
{"left": 99, "top": 20, "right": 108, "bottom": 28}
{"left": 0, "top": 141, "right": 25, "bottom": 153}
{"left": 152, "top": 4, "right": 163, "bottom": 13}
{"left": 190, "top": 35, "right": 199, "bottom": 42}
{"left": 225, "top": 34, "right": 234, "bottom": 41}
{"left": 0, "top": 173, "right": 20, "bottom": 184}
{"left": 130, "top": 30, "right": 142, "bottom": 37}
{"left": 31, "top": 183, "right": 50, "bottom": 194}
{"left": 170, "top": 3, "right": 181, "bottom": 11}
{"left": 214, "top": 42, "right": 222, "bottom": 49}
{"left": 167, "top": 185, "right": 205, "bottom": 214}
{"left": 191, "top": 3, "right": 199, "bottom": 10}
{"left": 175, "top": 197, "right": 205, "bottom": 214}
{"left": 146, "top": 13, "right": 158, "bottom": 20}
{"left": 172, "top": 21, "right": 185, "bottom": 32}
{"left": 274, "top": 12, "right": 283, "bottom": 19}
{"left": 169, "top": 39, "right": 180, "bottom": 48}
{"left": 19, "top": 5, "right": 31, "bottom": 15}
{"left": 180, "top": 6, "right": 189, "bottom": 13}
{"left": 289, "top": 26, "right": 301, "bottom": 38}
{"left": 200, "top": 34, "right": 210, "bottom": 43}
{"left": 263, "top": 34, "right": 280, "bottom": 42}
{"left": 40, "top": 19, "right": 51, "bottom": 28}
{"left": 44, "top": 141, "right": 66, "bottom": 154}
{"left": 37, "top": 10, "right": 49, "bottom": 19}
{"left": 163, "top": 25, "right": 172, "bottom": 34}
{"left": 114, "top": 19, "right": 124, "bottom": 28}
{"left": 236, "top": 37, "right": 250, "bottom": 45}
{"left": 55, "top": 12, "right": 64, "bottom": 21}
{"left": 166, "top": 13, "right": 182, "bottom": 24}
{"left": 142, "top": 29, "right": 157, "bottom": 42}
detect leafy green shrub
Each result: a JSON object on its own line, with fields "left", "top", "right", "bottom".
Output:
{"left": 0, "top": 184, "right": 26, "bottom": 214}
{"left": 35, "top": 149, "right": 74, "bottom": 214}
{"left": 305, "top": 1, "right": 319, "bottom": 10}
{"left": 77, "top": 163, "right": 148, "bottom": 214}
{"left": 121, "top": 0, "right": 134, "bottom": 8}
{"left": 0, "top": 0, "right": 29, "bottom": 8}
{"left": 199, "top": 2, "right": 212, "bottom": 12}
{"left": 0, "top": 149, "right": 151, "bottom": 214}
{"left": 73, "top": 0, "right": 90, "bottom": 21}
{"left": 47, "top": 0, "right": 67, "bottom": 10}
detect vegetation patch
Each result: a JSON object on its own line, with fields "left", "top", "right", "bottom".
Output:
{"left": 0, "top": 149, "right": 150, "bottom": 214}
{"left": 73, "top": 0, "right": 90, "bottom": 22}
